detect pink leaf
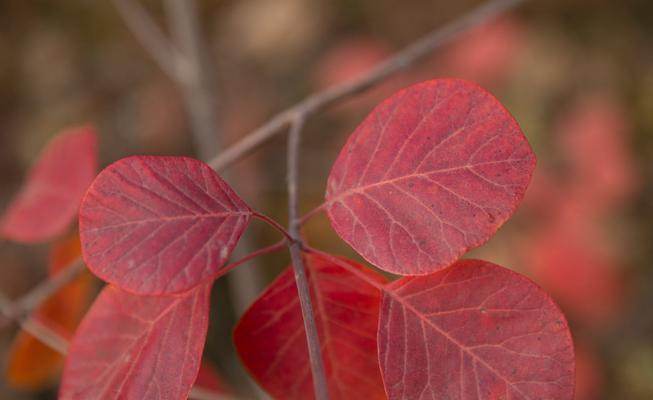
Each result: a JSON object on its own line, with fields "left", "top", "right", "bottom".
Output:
{"left": 378, "top": 259, "right": 575, "bottom": 399}
{"left": 60, "top": 284, "right": 211, "bottom": 400}
{"left": 326, "top": 79, "right": 535, "bottom": 275}
{"left": 79, "top": 156, "right": 251, "bottom": 295}
{"left": 234, "top": 253, "right": 387, "bottom": 399}
{"left": 1, "top": 126, "right": 97, "bottom": 243}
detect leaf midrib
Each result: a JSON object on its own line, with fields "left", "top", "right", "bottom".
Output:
{"left": 84, "top": 211, "right": 252, "bottom": 232}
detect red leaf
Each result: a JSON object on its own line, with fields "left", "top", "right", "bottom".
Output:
{"left": 79, "top": 156, "right": 251, "bottom": 295}
{"left": 60, "top": 284, "right": 211, "bottom": 400}
{"left": 1, "top": 126, "right": 97, "bottom": 243}
{"left": 234, "top": 253, "right": 387, "bottom": 399}
{"left": 378, "top": 259, "right": 574, "bottom": 399}
{"left": 326, "top": 79, "right": 535, "bottom": 275}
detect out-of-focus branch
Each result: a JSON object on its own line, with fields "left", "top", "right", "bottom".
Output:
{"left": 208, "top": 0, "right": 528, "bottom": 172}
{"left": 112, "top": 0, "right": 223, "bottom": 157}
{"left": 111, "top": 0, "right": 182, "bottom": 80}
{"left": 15, "top": 258, "right": 86, "bottom": 316}
{"left": 0, "top": 258, "right": 86, "bottom": 324}
{"left": 0, "top": 291, "right": 68, "bottom": 354}
{"left": 163, "top": 0, "right": 222, "bottom": 158}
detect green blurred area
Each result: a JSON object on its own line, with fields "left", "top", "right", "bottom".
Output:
{"left": 0, "top": 0, "right": 652, "bottom": 399}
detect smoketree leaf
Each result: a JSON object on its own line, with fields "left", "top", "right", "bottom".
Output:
{"left": 234, "top": 253, "right": 387, "bottom": 399}
{"left": 326, "top": 79, "right": 535, "bottom": 275}
{"left": 378, "top": 259, "right": 575, "bottom": 399}
{"left": 1, "top": 126, "right": 97, "bottom": 243}
{"left": 79, "top": 156, "right": 251, "bottom": 295}
{"left": 60, "top": 284, "right": 211, "bottom": 400}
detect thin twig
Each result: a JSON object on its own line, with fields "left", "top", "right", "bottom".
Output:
{"left": 21, "top": 317, "right": 69, "bottom": 355}
{"left": 208, "top": 0, "right": 527, "bottom": 172}
{"left": 111, "top": 0, "right": 181, "bottom": 80}
{"left": 252, "top": 211, "right": 293, "bottom": 242}
{"left": 163, "top": 0, "right": 223, "bottom": 158}
{"left": 286, "top": 115, "right": 330, "bottom": 400}
{"left": 298, "top": 203, "right": 327, "bottom": 226}
{"left": 1, "top": 291, "right": 69, "bottom": 354}
{"left": 0, "top": 258, "right": 86, "bottom": 323}
{"left": 219, "top": 240, "right": 286, "bottom": 277}
{"left": 15, "top": 258, "right": 86, "bottom": 316}
{"left": 0, "top": 291, "right": 15, "bottom": 321}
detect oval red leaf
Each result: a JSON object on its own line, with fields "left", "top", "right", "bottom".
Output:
{"left": 60, "top": 284, "right": 211, "bottom": 400}
{"left": 1, "top": 126, "right": 97, "bottom": 243}
{"left": 378, "top": 259, "right": 575, "bottom": 399}
{"left": 326, "top": 79, "right": 535, "bottom": 275}
{"left": 234, "top": 253, "right": 387, "bottom": 399}
{"left": 79, "top": 156, "right": 251, "bottom": 295}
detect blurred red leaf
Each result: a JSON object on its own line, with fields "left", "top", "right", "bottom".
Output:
{"left": 441, "top": 16, "right": 526, "bottom": 86}
{"left": 234, "top": 253, "right": 387, "bottom": 399}
{"left": 523, "top": 218, "right": 624, "bottom": 326}
{"left": 60, "top": 284, "right": 211, "bottom": 400}
{"left": 79, "top": 156, "right": 251, "bottom": 295}
{"left": 313, "top": 37, "right": 392, "bottom": 90}
{"left": 326, "top": 79, "right": 535, "bottom": 275}
{"left": 6, "top": 234, "right": 94, "bottom": 390}
{"left": 519, "top": 95, "right": 633, "bottom": 325}
{"left": 378, "top": 259, "right": 575, "bottom": 399}
{"left": 556, "top": 95, "right": 637, "bottom": 211}
{"left": 312, "top": 37, "right": 396, "bottom": 113}
{"left": 0, "top": 126, "right": 97, "bottom": 243}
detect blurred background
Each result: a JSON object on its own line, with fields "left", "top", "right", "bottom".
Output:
{"left": 0, "top": 0, "right": 651, "bottom": 398}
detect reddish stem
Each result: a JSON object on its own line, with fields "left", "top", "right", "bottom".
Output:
{"left": 252, "top": 211, "right": 293, "bottom": 242}
{"left": 219, "top": 240, "right": 286, "bottom": 276}
{"left": 298, "top": 203, "right": 327, "bottom": 226}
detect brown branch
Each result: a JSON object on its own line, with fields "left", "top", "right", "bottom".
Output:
{"left": 286, "top": 115, "right": 330, "bottom": 400}
{"left": 208, "top": 0, "right": 527, "bottom": 172}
